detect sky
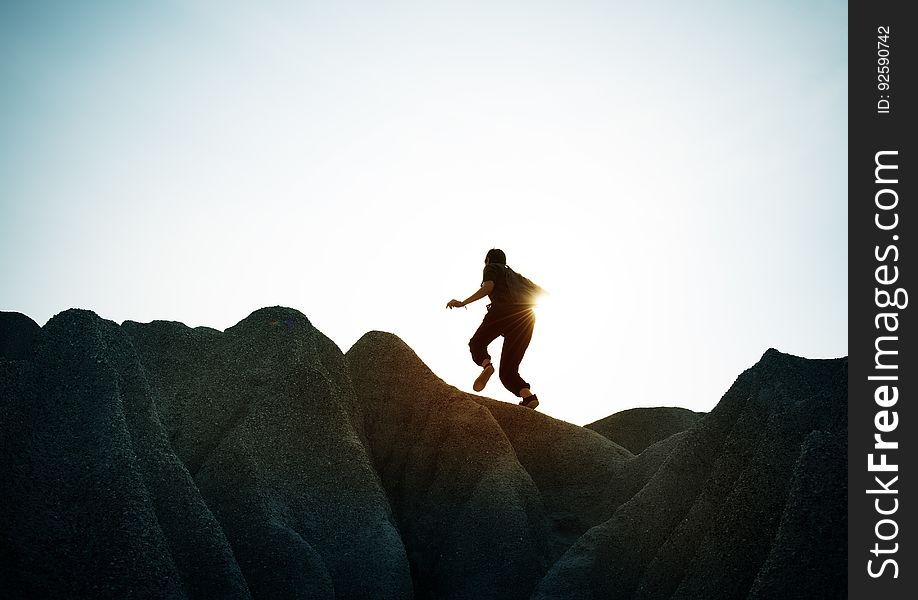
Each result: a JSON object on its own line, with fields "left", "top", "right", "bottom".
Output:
{"left": 0, "top": 0, "right": 847, "bottom": 425}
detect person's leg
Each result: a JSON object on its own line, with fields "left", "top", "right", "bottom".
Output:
{"left": 497, "top": 308, "right": 536, "bottom": 396}
{"left": 469, "top": 310, "right": 501, "bottom": 390}
{"left": 469, "top": 310, "right": 501, "bottom": 365}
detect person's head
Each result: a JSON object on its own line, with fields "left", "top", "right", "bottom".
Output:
{"left": 485, "top": 248, "right": 506, "bottom": 265}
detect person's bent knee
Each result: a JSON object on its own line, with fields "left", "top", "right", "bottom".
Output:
{"left": 470, "top": 341, "right": 489, "bottom": 366}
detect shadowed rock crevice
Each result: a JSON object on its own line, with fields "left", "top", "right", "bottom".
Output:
{"left": 1, "top": 310, "right": 847, "bottom": 600}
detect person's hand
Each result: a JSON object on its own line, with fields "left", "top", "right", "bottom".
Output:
{"left": 446, "top": 299, "right": 465, "bottom": 309}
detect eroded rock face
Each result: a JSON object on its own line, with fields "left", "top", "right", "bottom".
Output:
{"left": 0, "top": 308, "right": 847, "bottom": 599}
{"left": 344, "top": 331, "right": 635, "bottom": 599}
{"left": 1, "top": 310, "right": 249, "bottom": 599}
{"left": 121, "top": 308, "right": 411, "bottom": 600}
{"left": 0, "top": 311, "right": 41, "bottom": 361}
{"left": 533, "top": 350, "right": 847, "bottom": 600}
{"left": 586, "top": 407, "right": 703, "bottom": 454}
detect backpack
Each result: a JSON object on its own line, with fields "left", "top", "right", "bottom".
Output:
{"left": 504, "top": 267, "right": 544, "bottom": 306}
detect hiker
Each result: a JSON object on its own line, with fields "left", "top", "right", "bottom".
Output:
{"left": 446, "top": 248, "right": 541, "bottom": 410}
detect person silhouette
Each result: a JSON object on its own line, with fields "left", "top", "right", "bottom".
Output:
{"left": 446, "top": 248, "right": 540, "bottom": 409}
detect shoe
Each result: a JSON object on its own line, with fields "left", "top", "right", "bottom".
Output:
{"left": 473, "top": 363, "right": 494, "bottom": 392}
{"left": 519, "top": 395, "right": 539, "bottom": 410}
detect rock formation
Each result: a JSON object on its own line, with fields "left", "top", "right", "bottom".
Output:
{"left": 586, "top": 407, "right": 703, "bottom": 454}
{"left": 0, "top": 307, "right": 847, "bottom": 599}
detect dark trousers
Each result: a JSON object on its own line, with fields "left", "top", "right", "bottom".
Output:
{"left": 468, "top": 304, "right": 535, "bottom": 396}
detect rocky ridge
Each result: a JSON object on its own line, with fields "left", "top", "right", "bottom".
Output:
{"left": 0, "top": 307, "right": 847, "bottom": 599}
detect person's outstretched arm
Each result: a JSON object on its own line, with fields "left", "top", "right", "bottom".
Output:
{"left": 446, "top": 280, "right": 494, "bottom": 309}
